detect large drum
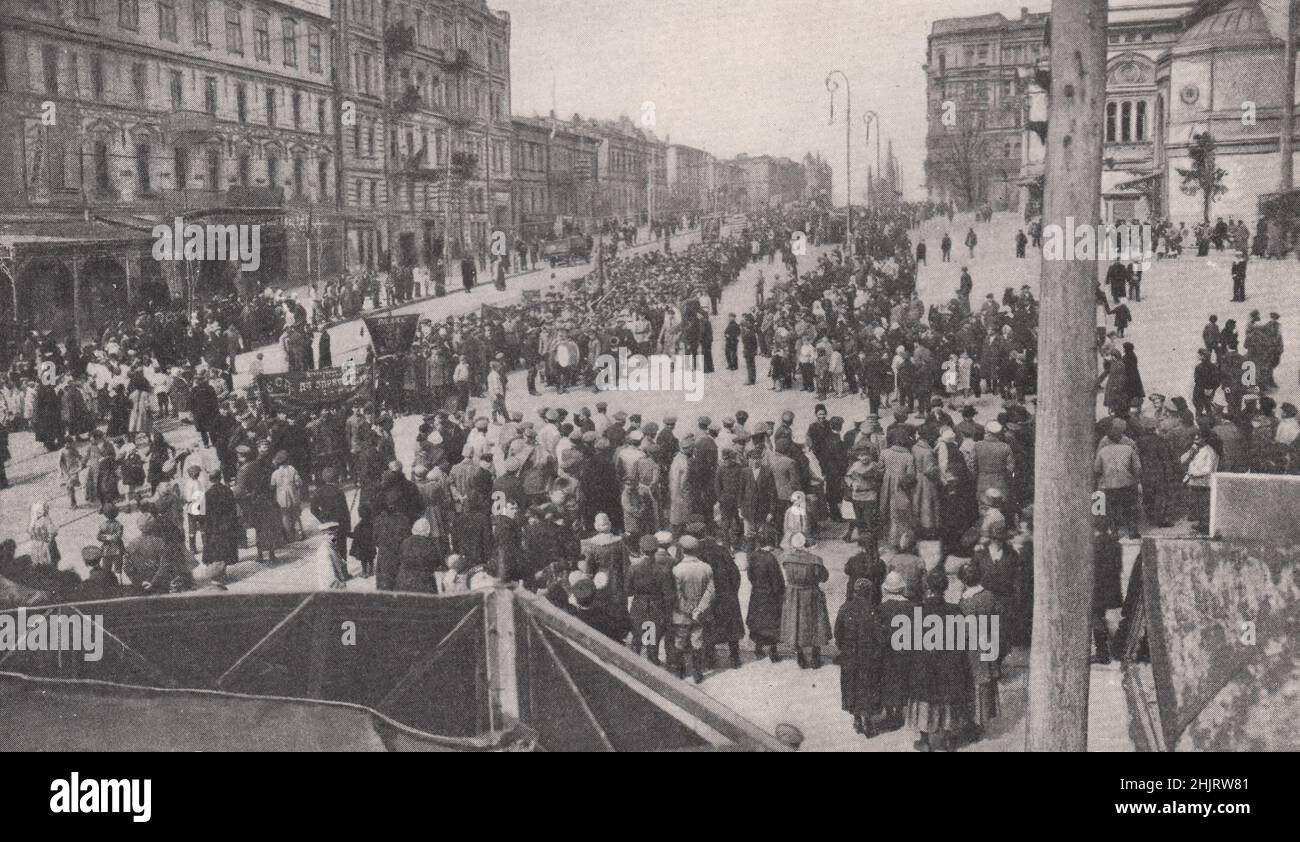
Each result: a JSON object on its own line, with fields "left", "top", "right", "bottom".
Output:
{"left": 554, "top": 339, "right": 580, "bottom": 369}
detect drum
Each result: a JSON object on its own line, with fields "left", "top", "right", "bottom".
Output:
{"left": 554, "top": 339, "right": 580, "bottom": 369}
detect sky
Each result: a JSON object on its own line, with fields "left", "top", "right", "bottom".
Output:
{"left": 498, "top": 0, "right": 1057, "bottom": 203}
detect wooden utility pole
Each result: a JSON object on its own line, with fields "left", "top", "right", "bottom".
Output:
{"left": 1027, "top": 0, "right": 1108, "bottom": 752}
{"left": 1281, "top": 0, "right": 1297, "bottom": 191}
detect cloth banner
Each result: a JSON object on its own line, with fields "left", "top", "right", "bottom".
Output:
{"left": 256, "top": 363, "right": 372, "bottom": 414}
{"left": 364, "top": 314, "right": 421, "bottom": 357}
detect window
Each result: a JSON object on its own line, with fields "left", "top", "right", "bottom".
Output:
{"left": 236, "top": 82, "right": 247, "bottom": 122}
{"left": 267, "top": 153, "right": 279, "bottom": 187}
{"left": 42, "top": 45, "right": 59, "bottom": 96}
{"left": 68, "top": 53, "right": 80, "bottom": 96}
{"left": 355, "top": 178, "right": 363, "bottom": 205}
{"left": 119, "top": 0, "right": 138, "bottom": 30}
{"left": 265, "top": 87, "right": 276, "bottom": 126}
{"left": 136, "top": 143, "right": 152, "bottom": 193}
{"left": 291, "top": 90, "right": 301, "bottom": 128}
{"left": 206, "top": 147, "right": 220, "bottom": 187}
{"left": 1121, "top": 100, "right": 1131, "bottom": 142}
{"left": 369, "top": 180, "right": 376, "bottom": 206}
{"left": 94, "top": 141, "right": 111, "bottom": 192}
{"left": 237, "top": 153, "right": 250, "bottom": 186}
{"left": 282, "top": 19, "right": 297, "bottom": 67}
{"left": 91, "top": 55, "right": 104, "bottom": 100}
{"left": 170, "top": 70, "right": 183, "bottom": 109}
{"left": 77, "top": 0, "right": 97, "bottom": 19}
{"left": 415, "top": 10, "right": 424, "bottom": 45}
{"left": 226, "top": 5, "right": 243, "bottom": 55}
{"left": 308, "top": 28, "right": 322, "bottom": 73}
{"left": 1106, "top": 101, "right": 1116, "bottom": 142}
{"left": 317, "top": 98, "right": 327, "bottom": 132}
{"left": 174, "top": 147, "right": 189, "bottom": 187}
{"left": 318, "top": 159, "right": 329, "bottom": 199}
{"left": 204, "top": 76, "right": 217, "bottom": 114}
{"left": 293, "top": 157, "right": 304, "bottom": 196}
{"left": 1135, "top": 100, "right": 1147, "bottom": 141}
{"left": 158, "top": 0, "right": 177, "bottom": 41}
{"left": 132, "top": 62, "right": 147, "bottom": 103}
{"left": 352, "top": 121, "right": 360, "bottom": 152}
{"left": 254, "top": 13, "right": 270, "bottom": 61}
{"left": 366, "top": 124, "right": 374, "bottom": 156}
{"left": 193, "top": 0, "right": 210, "bottom": 44}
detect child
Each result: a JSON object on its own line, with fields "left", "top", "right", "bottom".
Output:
{"left": 182, "top": 461, "right": 208, "bottom": 553}
{"left": 119, "top": 438, "right": 146, "bottom": 510}
{"left": 58, "top": 436, "right": 83, "bottom": 509}
{"left": 79, "top": 545, "right": 121, "bottom": 600}
{"left": 97, "top": 503, "right": 125, "bottom": 581}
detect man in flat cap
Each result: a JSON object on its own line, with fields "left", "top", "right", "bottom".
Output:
{"left": 671, "top": 534, "right": 714, "bottom": 683}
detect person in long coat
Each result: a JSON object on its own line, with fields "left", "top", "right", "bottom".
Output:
{"left": 202, "top": 471, "right": 240, "bottom": 586}
{"left": 1122, "top": 343, "right": 1145, "bottom": 404}
{"left": 234, "top": 446, "right": 281, "bottom": 564}
{"left": 190, "top": 377, "right": 220, "bottom": 448}
{"left": 745, "top": 525, "right": 785, "bottom": 662}
{"left": 779, "top": 532, "right": 832, "bottom": 668}
{"left": 373, "top": 493, "right": 412, "bottom": 591}
{"left": 318, "top": 329, "right": 333, "bottom": 370}
{"left": 667, "top": 437, "right": 694, "bottom": 532}
{"left": 693, "top": 522, "right": 745, "bottom": 669}
{"left": 957, "top": 560, "right": 1001, "bottom": 742}
{"left": 835, "top": 578, "right": 885, "bottom": 737}
{"left": 581, "top": 512, "right": 630, "bottom": 626}
{"left": 396, "top": 518, "right": 440, "bottom": 593}
{"left": 627, "top": 534, "right": 675, "bottom": 664}
{"left": 877, "top": 571, "right": 916, "bottom": 730}
{"left": 908, "top": 568, "right": 971, "bottom": 752}
{"left": 879, "top": 429, "right": 918, "bottom": 549}
{"left": 911, "top": 432, "right": 942, "bottom": 539}
{"left": 60, "top": 380, "right": 95, "bottom": 438}
{"left": 33, "top": 382, "right": 64, "bottom": 451}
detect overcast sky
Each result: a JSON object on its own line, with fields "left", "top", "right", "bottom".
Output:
{"left": 500, "top": 0, "right": 1057, "bottom": 202}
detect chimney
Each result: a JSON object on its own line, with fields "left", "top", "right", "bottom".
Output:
{"left": 1021, "top": 7, "right": 1028, "bottom": 19}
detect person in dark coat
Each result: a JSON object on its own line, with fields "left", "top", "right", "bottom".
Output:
{"left": 396, "top": 518, "right": 439, "bottom": 592}
{"left": 834, "top": 578, "right": 885, "bottom": 737}
{"left": 452, "top": 492, "right": 494, "bottom": 568}
{"left": 779, "top": 532, "right": 833, "bottom": 668}
{"left": 692, "top": 521, "right": 745, "bottom": 669}
{"left": 907, "top": 568, "right": 970, "bottom": 752}
{"left": 33, "top": 382, "right": 65, "bottom": 451}
{"left": 202, "top": 471, "right": 240, "bottom": 586}
{"left": 372, "top": 492, "right": 411, "bottom": 591}
{"left": 1092, "top": 527, "right": 1124, "bottom": 664}
{"left": 626, "top": 534, "right": 675, "bottom": 664}
{"left": 745, "top": 525, "right": 785, "bottom": 662}
{"left": 309, "top": 467, "right": 351, "bottom": 562}
{"left": 844, "top": 534, "right": 886, "bottom": 603}
{"left": 234, "top": 445, "right": 281, "bottom": 564}
{"left": 107, "top": 384, "right": 130, "bottom": 438}
{"left": 350, "top": 504, "right": 377, "bottom": 577}
{"left": 877, "top": 570, "right": 915, "bottom": 730}
{"left": 190, "top": 376, "right": 220, "bottom": 448}
{"left": 1122, "top": 342, "right": 1145, "bottom": 403}
{"left": 317, "top": 328, "right": 332, "bottom": 370}
{"left": 957, "top": 560, "right": 1002, "bottom": 743}
{"left": 461, "top": 256, "right": 477, "bottom": 293}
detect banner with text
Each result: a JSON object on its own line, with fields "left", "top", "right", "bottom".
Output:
{"left": 256, "top": 363, "right": 372, "bottom": 414}
{"left": 364, "top": 314, "right": 421, "bottom": 357}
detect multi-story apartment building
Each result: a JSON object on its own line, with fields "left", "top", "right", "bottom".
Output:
{"left": 729, "top": 154, "right": 806, "bottom": 211}
{"left": 665, "top": 143, "right": 715, "bottom": 216}
{"left": 0, "top": 0, "right": 339, "bottom": 337}
{"left": 510, "top": 112, "right": 601, "bottom": 237}
{"left": 339, "top": 0, "right": 511, "bottom": 270}
{"left": 589, "top": 115, "right": 648, "bottom": 223}
{"left": 923, "top": 6, "right": 1048, "bottom": 211}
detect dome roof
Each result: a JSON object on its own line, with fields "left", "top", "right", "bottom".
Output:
{"left": 1175, "top": 0, "right": 1281, "bottom": 54}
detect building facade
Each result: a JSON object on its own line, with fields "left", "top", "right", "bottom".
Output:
{"left": 729, "top": 154, "right": 806, "bottom": 211}
{"left": 923, "top": 6, "right": 1047, "bottom": 211}
{"left": 511, "top": 113, "right": 601, "bottom": 237}
{"left": 1, "top": 0, "right": 339, "bottom": 337}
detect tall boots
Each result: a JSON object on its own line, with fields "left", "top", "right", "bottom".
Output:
{"left": 690, "top": 651, "right": 704, "bottom": 684}
{"left": 729, "top": 641, "right": 741, "bottom": 669}
{"left": 1091, "top": 627, "right": 1113, "bottom": 664}
{"left": 768, "top": 645, "right": 781, "bottom": 664}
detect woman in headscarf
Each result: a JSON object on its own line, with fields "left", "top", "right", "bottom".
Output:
{"left": 746, "top": 525, "right": 785, "bottom": 663}
{"left": 580, "top": 512, "right": 629, "bottom": 622}
{"left": 908, "top": 568, "right": 970, "bottom": 752}
{"left": 397, "top": 518, "right": 440, "bottom": 593}
{"left": 1122, "top": 342, "right": 1145, "bottom": 404}
{"left": 373, "top": 490, "right": 412, "bottom": 591}
{"left": 834, "top": 578, "right": 885, "bottom": 737}
{"left": 28, "top": 502, "right": 60, "bottom": 568}
{"left": 781, "top": 490, "right": 808, "bottom": 549}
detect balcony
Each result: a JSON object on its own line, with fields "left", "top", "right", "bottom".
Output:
{"left": 161, "top": 188, "right": 226, "bottom": 213}
{"left": 226, "top": 186, "right": 285, "bottom": 208}
{"left": 162, "top": 110, "right": 219, "bottom": 138}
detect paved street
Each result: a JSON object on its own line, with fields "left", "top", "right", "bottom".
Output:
{"left": 0, "top": 210, "right": 1186, "bottom": 750}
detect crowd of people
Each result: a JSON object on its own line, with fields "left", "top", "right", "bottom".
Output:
{"left": 4, "top": 197, "right": 1298, "bottom": 750}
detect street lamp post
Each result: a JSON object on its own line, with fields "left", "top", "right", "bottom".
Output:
{"left": 826, "top": 71, "right": 852, "bottom": 255}
{"left": 863, "top": 110, "right": 882, "bottom": 208}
